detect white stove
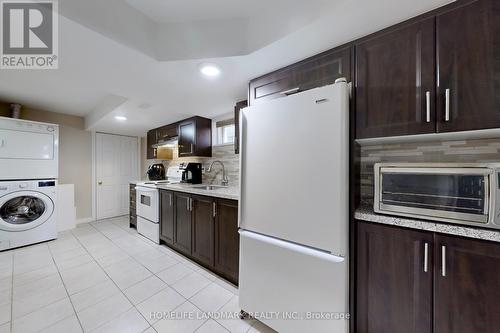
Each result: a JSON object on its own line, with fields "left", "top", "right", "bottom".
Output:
{"left": 135, "top": 166, "right": 182, "bottom": 244}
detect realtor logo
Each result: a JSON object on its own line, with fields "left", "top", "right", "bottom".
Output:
{"left": 1, "top": 0, "right": 58, "bottom": 69}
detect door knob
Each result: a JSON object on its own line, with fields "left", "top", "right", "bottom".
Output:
{"left": 98, "top": 181, "right": 103, "bottom": 185}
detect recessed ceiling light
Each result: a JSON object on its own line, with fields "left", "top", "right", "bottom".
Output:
{"left": 199, "top": 63, "right": 221, "bottom": 77}
{"left": 114, "top": 116, "right": 127, "bottom": 121}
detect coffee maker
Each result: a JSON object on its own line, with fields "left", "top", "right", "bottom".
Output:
{"left": 180, "top": 163, "right": 202, "bottom": 184}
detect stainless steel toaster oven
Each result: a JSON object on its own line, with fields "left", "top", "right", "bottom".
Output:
{"left": 374, "top": 163, "right": 500, "bottom": 229}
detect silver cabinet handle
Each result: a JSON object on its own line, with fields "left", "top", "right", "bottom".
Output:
{"left": 441, "top": 245, "right": 447, "bottom": 277}
{"left": 190, "top": 198, "right": 193, "bottom": 211}
{"left": 424, "top": 242, "right": 429, "bottom": 273}
{"left": 425, "top": 91, "right": 431, "bottom": 123}
{"left": 281, "top": 87, "right": 300, "bottom": 95}
{"left": 190, "top": 143, "right": 194, "bottom": 153}
{"left": 445, "top": 89, "right": 450, "bottom": 122}
{"left": 169, "top": 194, "right": 172, "bottom": 207}
{"left": 212, "top": 202, "right": 216, "bottom": 218}
{"left": 186, "top": 197, "right": 190, "bottom": 211}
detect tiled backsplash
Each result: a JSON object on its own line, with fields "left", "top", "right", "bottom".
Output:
{"left": 144, "top": 144, "right": 239, "bottom": 186}
{"left": 357, "top": 138, "right": 500, "bottom": 204}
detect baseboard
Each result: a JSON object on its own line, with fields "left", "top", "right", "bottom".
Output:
{"left": 76, "top": 217, "right": 95, "bottom": 225}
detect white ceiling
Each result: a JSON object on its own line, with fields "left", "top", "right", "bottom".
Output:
{"left": 124, "top": 0, "right": 300, "bottom": 23}
{"left": 0, "top": 0, "right": 454, "bottom": 136}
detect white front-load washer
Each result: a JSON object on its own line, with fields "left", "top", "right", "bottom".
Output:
{"left": 0, "top": 179, "right": 57, "bottom": 250}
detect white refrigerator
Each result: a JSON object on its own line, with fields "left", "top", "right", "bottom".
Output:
{"left": 238, "top": 81, "right": 350, "bottom": 333}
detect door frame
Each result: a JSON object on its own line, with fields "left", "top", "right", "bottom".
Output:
{"left": 91, "top": 132, "right": 141, "bottom": 222}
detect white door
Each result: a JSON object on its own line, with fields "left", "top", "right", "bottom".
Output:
{"left": 96, "top": 133, "right": 139, "bottom": 220}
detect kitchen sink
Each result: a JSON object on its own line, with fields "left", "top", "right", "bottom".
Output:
{"left": 191, "top": 185, "right": 227, "bottom": 190}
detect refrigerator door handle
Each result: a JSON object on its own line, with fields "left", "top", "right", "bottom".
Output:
{"left": 239, "top": 230, "right": 345, "bottom": 263}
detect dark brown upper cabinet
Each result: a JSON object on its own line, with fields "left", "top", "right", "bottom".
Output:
{"left": 178, "top": 116, "right": 212, "bottom": 157}
{"left": 355, "top": 17, "right": 436, "bottom": 139}
{"left": 248, "top": 46, "right": 351, "bottom": 106}
{"left": 156, "top": 124, "right": 178, "bottom": 143}
{"left": 434, "top": 234, "right": 500, "bottom": 333}
{"left": 146, "top": 129, "right": 157, "bottom": 160}
{"left": 234, "top": 100, "right": 247, "bottom": 155}
{"left": 436, "top": 0, "right": 500, "bottom": 132}
{"left": 159, "top": 190, "right": 174, "bottom": 245}
{"left": 356, "top": 221, "right": 433, "bottom": 333}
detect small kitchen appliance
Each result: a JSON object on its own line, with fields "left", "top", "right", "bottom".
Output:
{"left": 180, "top": 163, "right": 202, "bottom": 184}
{"left": 374, "top": 163, "right": 500, "bottom": 229}
{"left": 146, "top": 163, "right": 165, "bottom": 181}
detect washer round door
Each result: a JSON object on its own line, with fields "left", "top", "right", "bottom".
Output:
{"left": 0, "top": 191, "right": 54, "bottom": 231}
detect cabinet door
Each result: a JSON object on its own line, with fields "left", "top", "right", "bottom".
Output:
{"left": 214, "top": 199, "right": 239, "bottom": 284}
{"left": 146, "top": 130, "right": 157, "bottom": 159}
{"left": 178, "top": 120, "right": 195, "bottom": 157}
{"left": 436, "top": 0, "right": 500, "bottom": 132}
{"left": 355, "top": 18, "right": 436, "bottom": 139}
{"left": 234, "top": 100, "right": 247, "bottom": 155}
{"left": 191, "top": 195, "right": 215, "bottom": 267}
{"left": 356, "top": 222, "right": 433, "bottom": 333}
{"left": 159, "top": 190, "right": 174, "bottom": 244}
{"left": 434, "top": 234, "right": 500, "bottom": 333}
{"left": 173, "top": 192, "right": 192, "bottom": 254}
{"left": 156, "top": 124, "right": 178, "bottom": 142}
{"left": 248, "top": 46, "right": 351, "bottom": 105}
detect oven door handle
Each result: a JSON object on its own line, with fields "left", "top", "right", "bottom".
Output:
{"left": 135, "top": 187, "right": 157, "bottom": 193}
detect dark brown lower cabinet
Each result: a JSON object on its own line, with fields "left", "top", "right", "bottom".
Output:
{"left": 434, "top": 234, "right": 500, "bottom": 333}
{"left": 159, "top": 190, "right": 174, "bottom": 245}
{"left": 160, "top": 191, "right": 239, "bottom": 285}
{"left": 191, "top": 195, "right": 215, "bottom": 267}
{"left": 356, "top": 221, "right": 433, "bottom": 333}
{"left": 214, "top": 199, "right": 239, "bottom": 284}
{"left": 173, "top": 192, "right": 192, "bottom": 255}
{"left": 357, "top": 221, "right": 500, "bottom": 333}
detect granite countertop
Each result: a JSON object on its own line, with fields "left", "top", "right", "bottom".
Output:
{"left": 355, "top": 205, "right": 500, "bottom": 243}
{"left": 133, "top": 182, "right": 239, "bottom": 201}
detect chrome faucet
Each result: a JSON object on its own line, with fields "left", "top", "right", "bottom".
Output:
{"left": 207, "top": 160, "right": 229, "bottom": 186}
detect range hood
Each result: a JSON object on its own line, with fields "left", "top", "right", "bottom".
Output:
{"left": 152, "top": 136, "right": 178, "bottom": 148}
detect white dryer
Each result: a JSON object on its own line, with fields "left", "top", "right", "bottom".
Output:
{"left": 0, "top": 180, "right": 57, "bottom": 250}
{"left": 0, "top": 116, "right": 59, "bottom": 180}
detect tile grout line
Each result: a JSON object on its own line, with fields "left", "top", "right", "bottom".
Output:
{"left": 47, "top": 238, "right": 86, "bottom": 333}
{"left": 103, "top": 218, "right": 245, "bottom": 332}
{"left": 73, "top": 221, "right": 179, "bottom": 332}
{"left": 9, "top": 251, "right": 13, "bottom": 333}
{"left": 87, "top": 220, "right": 213, "bottom": 330}
{"left": 72, "top": 218, "right": 249, "bottom": 333}
{"left": 10, "top": 243, "right": 77, "bottom": 332}
{"left": 70, "top": 224, "right": 146, "bottom": 332}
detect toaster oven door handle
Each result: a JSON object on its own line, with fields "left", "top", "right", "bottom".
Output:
{"left": 441, "top": 245, "right": 447, "bottom": 277}
{"left": 424, "top": 242, "right": 429, "bottom": 273}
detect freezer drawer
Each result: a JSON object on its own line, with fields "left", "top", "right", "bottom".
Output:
{"left": 239, "top": 230, "right": 349, "bottom": 333}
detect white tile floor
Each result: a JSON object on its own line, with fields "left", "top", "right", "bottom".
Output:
{"left": 0, "top": 216, "right": 277, "bottom": 333}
